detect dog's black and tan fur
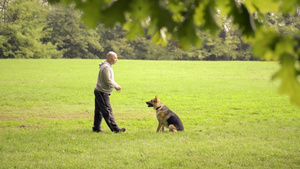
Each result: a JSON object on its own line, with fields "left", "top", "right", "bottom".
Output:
{"left": 146, "top": 95, "right": 184, "bottom": 132}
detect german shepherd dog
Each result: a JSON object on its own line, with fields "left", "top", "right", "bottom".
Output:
{"left": 146, "top": 95, "right": 184, "bottom": 132}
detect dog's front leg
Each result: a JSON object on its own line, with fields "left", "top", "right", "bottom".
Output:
{"left": 156, "top": 122, "right": 162, "bottom": 132}
{"left": 162, "top": 126, "right": 164, "bottom": 131}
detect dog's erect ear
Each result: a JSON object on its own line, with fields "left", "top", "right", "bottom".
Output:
{"left": 154, "top": 95, "right": 160, "bottom": 102}
{"left": 154, "top": 95, "right": 158, "bottom": 102}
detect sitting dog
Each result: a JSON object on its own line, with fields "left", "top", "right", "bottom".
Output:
{"left": 146, "top": 95, "right": 184, "bottom": 132}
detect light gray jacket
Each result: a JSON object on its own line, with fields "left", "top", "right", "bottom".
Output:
{"left": 95, "top": 61, "right": 120, "bottom": 94}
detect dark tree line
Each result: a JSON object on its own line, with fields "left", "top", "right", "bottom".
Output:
{"left": 0, "top": 0, "right": 299, "bottom": 60}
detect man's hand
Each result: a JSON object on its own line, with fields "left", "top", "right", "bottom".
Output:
{"left": 116, "top": 86, "right": 122, "bottom": 91}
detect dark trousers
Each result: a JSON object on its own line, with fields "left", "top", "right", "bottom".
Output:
{"left": 93, "top": 89, "right": 120, "bottom": 132}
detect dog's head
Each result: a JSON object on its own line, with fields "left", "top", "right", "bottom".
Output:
{"left": 146, "top": 95, "right": 162, "bottom": 109}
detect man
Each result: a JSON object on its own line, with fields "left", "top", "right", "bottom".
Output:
{"left": 92, "top": 51, "right": 126, "bottom": 133}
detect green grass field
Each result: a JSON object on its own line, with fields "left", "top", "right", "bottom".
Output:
{"left": 0, "top": 59, "right": 299, "bottom": 168}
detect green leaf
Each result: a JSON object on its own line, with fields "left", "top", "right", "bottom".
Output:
{"left": 167, "top": 0, "right": 186, "bottom": 22}
{"left": 228, "top": 0, "right": 256, "bottom": 37}
{"left": 194, "top": 0, "right": 220, "bottom": 36}
{"left": 129, "top": 0, "right": 152, "bottom": 20}
{"left": 280, "top": 0, "right": 297, "bottom": 14}
{"left": 252, "top": 29, "right": 280, "bottom": 60}
{"left": 80, "top": 1, "right": 105, "bottom": 28}
{"left": 272, "top": 55, "right": 300, "bottom": 107}
{"left": 99, "top": 0, "right": 130, "bottom": 27}
{"left": 151, "top": 28, "right": 170, "bottom": 47}
{"left": 253, "top": 29, "right": 298, "bottom": 61}
{"left": 123, "top": 21, "right": 145, "bottom": 41}
{"left": 148, "top": 0, "right": 176, "bottom": 31}
{"left": 244, "top": 0, "right": 280, "bottom": 13}
{"left": 171, "top": 8, "right": 202, "bottom": 50}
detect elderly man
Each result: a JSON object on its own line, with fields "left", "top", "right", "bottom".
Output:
{"left": 92, "top": 51, "right": 126, "bottom": 133}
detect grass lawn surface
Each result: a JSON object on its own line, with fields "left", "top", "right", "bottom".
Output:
{"left": 0, "top": 60, "right": 299, "bottom": 168}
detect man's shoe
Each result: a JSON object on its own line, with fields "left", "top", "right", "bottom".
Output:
{"left": 115, "top": 128, "right": 126, "bottom": 133}
{"left": 92, "top": 128, "right": 103, "bottom": 133}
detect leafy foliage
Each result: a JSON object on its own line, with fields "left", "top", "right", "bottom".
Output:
{"left": 44, "top": 4, "right": 103, "bottom": 58}
{"left": 0, "top": 0, "right": 103, "bottom": 59}
{"left": 272, "top": 55, "right": 300, "bottom": 106}
{"left": 0, "top": 0, "right": 61, "bottom": 58}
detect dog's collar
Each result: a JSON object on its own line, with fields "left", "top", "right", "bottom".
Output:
{"left": 156, "top": 105, "right": 163, "bottom": 110}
